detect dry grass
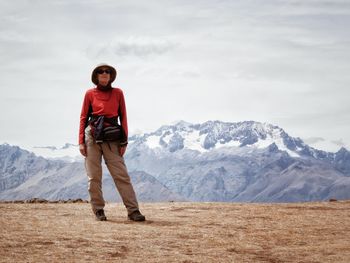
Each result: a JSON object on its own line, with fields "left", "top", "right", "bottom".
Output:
{"left": 1, "top": 201, "right": 349, "bottom": 263}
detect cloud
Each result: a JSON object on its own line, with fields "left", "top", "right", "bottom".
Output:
{"left": 302, "top": 136, "right": 348, "bottom": 152}
{"left": 331, "top": 139, "right": 347, "bottom": 147}
{"left": 0, "top": 0, "right": 349, "bottom": 150}
{"left": 112, "top": 38, "right": 177, "bottom": 58}
{"left": 303, "top": 137, "right": 325, "bottom": 144}
{"left": 86, "top": 37, "right": 178, "bottom": 60}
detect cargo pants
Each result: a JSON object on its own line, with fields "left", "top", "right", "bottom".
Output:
{"left": 84, "top": 126, "right": 139, "bottom": 215}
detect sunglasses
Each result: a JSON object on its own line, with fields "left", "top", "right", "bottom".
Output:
{"left": 96, "top": 69, "right": 111, "bottom": 74}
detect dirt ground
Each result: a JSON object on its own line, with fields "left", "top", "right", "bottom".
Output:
{"left": 0, "top": 201, "right": 349, "bottom": 263}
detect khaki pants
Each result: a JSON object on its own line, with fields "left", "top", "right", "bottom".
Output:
{"left": 84, "top": 126, "right": 139, "bottom": 215}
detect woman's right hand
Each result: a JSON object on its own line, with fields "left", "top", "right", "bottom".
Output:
{"left": 79, "top": 144, "right": 87, "bottom": 157}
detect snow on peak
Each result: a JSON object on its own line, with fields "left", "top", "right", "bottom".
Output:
{"left": 143, "top": 120, "right": 301, "bottom": 156}
{"left": 145, "top": 126, "right": 207, "bottom": 152}
{"left": 250, "top": 127, "right": 300, "bottom": 157}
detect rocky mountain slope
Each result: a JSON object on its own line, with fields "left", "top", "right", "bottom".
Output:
{"left": 125, "top": 120, "right": 350, "bottom": 202}
{"left": 1, "top": 120, "right": 350, "bottom": 202}
{"left": 0, "top": 144, "right": 181, "bottom": 202}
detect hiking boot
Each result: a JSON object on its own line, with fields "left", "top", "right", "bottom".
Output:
{"left": 128, "top": 210, "right": 145, "bottom": 221}
{"left": 95, "top": 209, "right": 107, "bottom": 221}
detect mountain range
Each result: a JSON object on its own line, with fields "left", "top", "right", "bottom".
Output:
{"left": 1, "top": 120, "right": 349, "bottom": 202}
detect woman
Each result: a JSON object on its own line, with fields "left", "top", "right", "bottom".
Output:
{"left": 79, "top": 63, "right": 145, "bottom": 222}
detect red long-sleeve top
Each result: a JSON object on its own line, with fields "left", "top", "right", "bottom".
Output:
{"left": 79, "top": 87, "right": 128, "bottom": 145}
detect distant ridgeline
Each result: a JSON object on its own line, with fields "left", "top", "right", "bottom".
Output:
{"left": 1, "top": 120, "right": 350, "bottom": 202}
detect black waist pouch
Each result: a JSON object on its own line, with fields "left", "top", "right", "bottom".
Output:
{"left": 102, "top": 125, "right": 123, "bottom": 142}
{"left": 91, "top": 116, "right": 125, "bottom": 143}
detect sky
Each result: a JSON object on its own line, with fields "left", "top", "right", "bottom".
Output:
{"left": 0, "top": 0, "right": 349, "bottom": 152}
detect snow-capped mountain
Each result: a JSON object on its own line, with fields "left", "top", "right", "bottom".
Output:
{"left": 1, "top": 120, "right": 350, "bottom": 202}
{"left": 25, "top": 120, "right": 338, "bottom": 161}
{"left": 123, "top": 120, "right": 350, "bottom": 201}
{"left": 129, "top": 120, "right": 334, "bottom": 159}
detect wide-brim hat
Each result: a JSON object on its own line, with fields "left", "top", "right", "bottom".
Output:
{"left": 91, "top": 63, "right": 117, "bottom": 85}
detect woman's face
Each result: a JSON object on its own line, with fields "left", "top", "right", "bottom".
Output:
{"left": 97, "top": 68, "right": 111, "bottom": 85}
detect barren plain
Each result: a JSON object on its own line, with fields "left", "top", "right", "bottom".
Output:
{"left": 1, "top": 201, "right": 349, "bottom": 263}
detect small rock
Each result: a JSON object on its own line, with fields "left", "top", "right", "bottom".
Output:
{"left": 25, "top": 198, "right": 48, "bottom": 203}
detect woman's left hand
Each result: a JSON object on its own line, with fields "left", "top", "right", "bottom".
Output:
{"left": 119, "top": 146, "right": 127, "bottom": 157}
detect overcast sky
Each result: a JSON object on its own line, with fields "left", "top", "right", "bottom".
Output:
{"left": 1, "top": 0, "right": 349, "bottom": 152}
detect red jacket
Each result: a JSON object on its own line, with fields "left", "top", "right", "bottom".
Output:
{"left": 79, "top": 87, "right": 128, "bottom": 145}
